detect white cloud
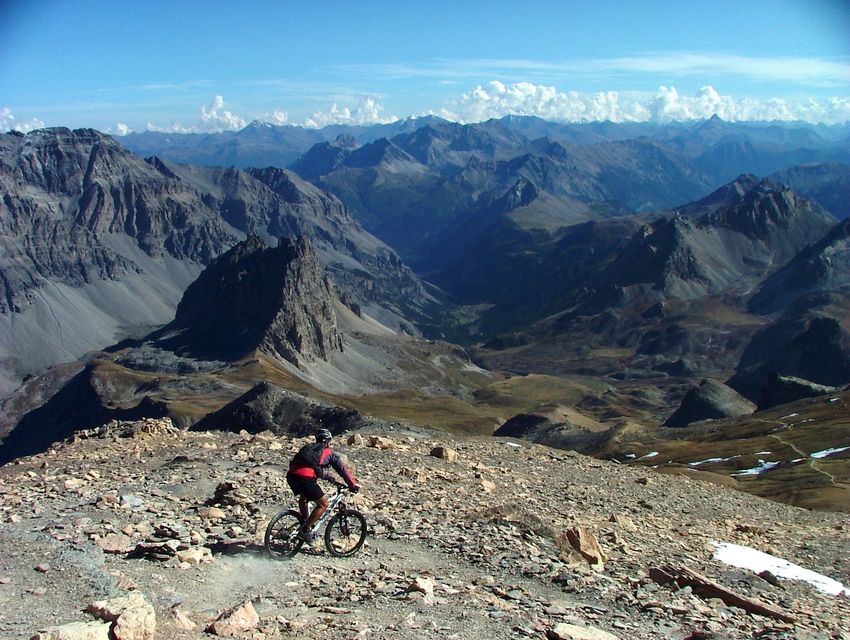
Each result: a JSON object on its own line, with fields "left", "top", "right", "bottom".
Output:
{"left": 303, "top": 97, "right": 397, "bottom": 128}
{"left": 199, "top": 95, "right": 246, "bottom": 131}
{"left": 442, "top": 81, "right": 850, "bottom": 125}
{"left": 265, "top": 109, "right": 289, "bottom": 125}
{"left": 0, "top": 107, "right": 45, "bottom": 133}
{"left": 146, "top": 120, "right": 194, "bottom": 134}
{"left": 106, "top": 122, "right": 133, "bottom": 136}
{"left": 146, "top": 95, "right": 246, "bottom": 133}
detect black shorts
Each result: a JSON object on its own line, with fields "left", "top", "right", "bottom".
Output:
{"left": 286, "top": 473, "right": 324, "bottom": 501}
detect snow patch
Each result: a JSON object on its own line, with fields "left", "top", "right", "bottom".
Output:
{"left": 712, "top": 542, "right": 848, "bottom": 596}
{"left": 639, "top": 451, "right": 659, "bottom": 460}
{"left": 731, "top": 460, "right": 780, "bottom": 476}
{"left": 810, "top": 446, "right": 850, "bottom": 459}
{"left": 688, "top": 455, "right": 740, "bottom": 466}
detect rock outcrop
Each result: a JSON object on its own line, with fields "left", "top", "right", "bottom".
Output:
{"left": 665, "top": 379, "right": 756, "bottom": 427}
{"left": 494, "top": 404, "right": 609, "bottom": 452}
{"left": 192, "top": 381, "right": 365, "bottom": 436}
{"left": 730, "top": 316, "right": 850, "bottom": 400}
{"left": 149, "top": 235, "right": 343, "bottom": 365}
{"left": 756, "top": 373, "right": 840, "bottom": 410}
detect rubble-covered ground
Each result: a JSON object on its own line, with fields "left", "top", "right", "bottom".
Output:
{"left": 0, "top": 419, "right": 848, "bottom": 640}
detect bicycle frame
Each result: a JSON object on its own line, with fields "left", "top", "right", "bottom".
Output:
{"left": 307, "top": 481, "right": 348, "bottom": 534}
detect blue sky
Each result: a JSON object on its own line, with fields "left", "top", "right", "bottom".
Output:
{"left": 2, "top": 0, "right": 849, "bottom": 133}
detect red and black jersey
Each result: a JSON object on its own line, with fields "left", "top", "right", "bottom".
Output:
{"left": 289, "top": 445, "right": 357, "bottom": 488}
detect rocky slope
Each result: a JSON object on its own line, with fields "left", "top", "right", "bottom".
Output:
{"left": 0, "top": 422, "right": 847, "bottom": 640}
{"left": 0, "top": 128, "right": 434, "bottom": 396}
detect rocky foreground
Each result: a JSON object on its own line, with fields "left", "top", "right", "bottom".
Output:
{"left": 0, "top": 419, "right": 848, "bottom": 640}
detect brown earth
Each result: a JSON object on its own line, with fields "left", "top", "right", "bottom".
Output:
{"left": 1, "top": 420, "right": 848, "bottom": 639}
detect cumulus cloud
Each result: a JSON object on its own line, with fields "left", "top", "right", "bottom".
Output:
{"left": 264, "top": 109, "right": 289, "bottom": 125}
{"left": 199, "top": 95, "right": 246, "bottom": 131}
{"left": 147, "top": 95, "right": 247, "bottom": 133}
{"left": 303, "top": 97, "right": 397, "bottom": 128}
{"left": 105, "top": 122, "right": 133, "bottom": 136}
{"left": 441, "top": 81, "right": 850, "bottom": 125}
{"left": 0, "top": 107, "right": 45, "bottom": 133}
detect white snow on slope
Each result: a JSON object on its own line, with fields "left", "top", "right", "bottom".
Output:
{"left": 712, "top": 542, "right": 847, "bottom": 596}
{"left": 810, "top": 446, "right": 850, "bottom": 459}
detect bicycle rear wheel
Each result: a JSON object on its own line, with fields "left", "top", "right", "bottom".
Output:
{"left": 324, "top": 509, "right": 368, "bottom": 557}
{"left": 265, "top": 510, "right": 304, "bottom": 558}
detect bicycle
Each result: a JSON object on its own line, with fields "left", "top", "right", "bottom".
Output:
{"left": 265, "top": 480, "right": 368, "bottom": 558}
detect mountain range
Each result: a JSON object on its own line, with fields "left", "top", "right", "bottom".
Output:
{"left": 0, "top": 127, "right": 435, "bottom": 396}
{"left": 2, "top": 117, "right": 849, "bottom": 510}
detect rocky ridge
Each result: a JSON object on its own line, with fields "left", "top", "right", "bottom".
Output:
{"left": 0, "top": 421, "right": 847, "bottom": 640}
{"left": 0, "top": 128, "right": 434, "bottom": 395}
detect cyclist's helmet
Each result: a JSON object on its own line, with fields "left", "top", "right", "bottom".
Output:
{"left": 315, "top": 428, "right": 332, "bottom": 443}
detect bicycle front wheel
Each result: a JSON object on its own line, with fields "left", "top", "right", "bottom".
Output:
{"left": 324, "top": 509, "right": 368, "bottom": 557}
{"left": 265, "top": 510, "right": 304, "bottom": 558}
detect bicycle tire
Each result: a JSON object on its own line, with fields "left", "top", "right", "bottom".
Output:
{"left": 265, "top": 509, "right": 304, "bottom": 558}
{"left": 324, "top": 509, "right": 368, "bottom": 557}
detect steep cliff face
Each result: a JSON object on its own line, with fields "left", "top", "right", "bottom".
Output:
{"left": 0, "top": 128, "right": 233, "bottom": 313}
{"left": 152, "top": 235, "right": 343, "bottom": 365}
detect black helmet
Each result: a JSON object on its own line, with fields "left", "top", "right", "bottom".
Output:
{"left": 315, "top": 428, "right": 332, "bottom": 443}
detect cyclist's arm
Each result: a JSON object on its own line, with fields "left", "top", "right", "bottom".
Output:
{"left": 325, "top": 451, "right": 357, "bottom": 488}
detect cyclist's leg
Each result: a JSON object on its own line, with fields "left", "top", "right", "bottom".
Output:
{"left": 302, "top": 480, "right": 328, "bottom": 529}
{"left": 288, "top": 473, "right": 317, "bottom": 523}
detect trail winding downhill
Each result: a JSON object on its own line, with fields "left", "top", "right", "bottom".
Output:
{"left": 757, "top": 417, "right": 848, "bottom": 489}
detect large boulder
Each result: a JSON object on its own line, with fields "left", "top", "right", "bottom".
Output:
{"left": 192, "top": 381, "right": 365, "bottom": 436}
{"left": 494, "top": 403, "right": 608, "bottom": 451}
{"left": 665, "top": 379, "right": 755, "bottom": 427}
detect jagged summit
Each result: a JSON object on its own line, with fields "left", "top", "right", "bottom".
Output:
{"left": 498, "top": 178, "right": 541, "bottom": 211}
{"left": 697, "top": 176, "right": 832, "bottom": 241}
{"left": 346, "top": 137, "right": 419, "bottom": 169}
{"left": 152, "top": 235, "right": 342, "bottom": 365}
{"left": 600, "top": 176, "right": 836, "bottom": 299}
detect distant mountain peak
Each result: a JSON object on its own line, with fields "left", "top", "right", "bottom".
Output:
{"left": 698, "top": 176, "right": 827, "bottom": 241}
{"left": 332, "top": 133, "right": 358, "bottom": 149}
{"left": 504, "top": 178, "right": 540, "bottom": 209}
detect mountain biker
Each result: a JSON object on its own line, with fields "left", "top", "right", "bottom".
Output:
{"left": 286, "top": 428, "right": 359, "bottom": 542}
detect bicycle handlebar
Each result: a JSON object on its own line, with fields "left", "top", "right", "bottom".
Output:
{"left": 325, "top": 478, "right": 355, "bottom": 491}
